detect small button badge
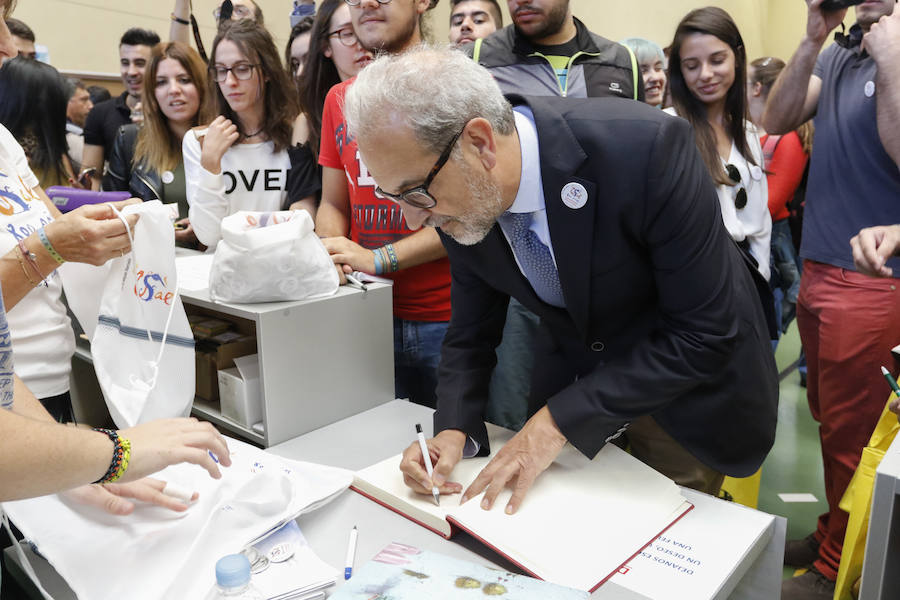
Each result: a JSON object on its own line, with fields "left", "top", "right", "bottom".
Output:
{"left": 865, "top": 81, "right": 875, "bottom": 98}
{"left": 561, "top": 182, "right": 588, "bottom": 209}
{"left": 161, "top": 170, "right": 175, "bottom": 184}
{"left": 750, "top": 165, "right": 763, "bottom": 181}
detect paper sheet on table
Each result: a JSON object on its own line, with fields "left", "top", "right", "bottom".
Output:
{"left": 2, "top": 438, "right": 352, "bottom": 600}
{"left": 176, "top": 253, "right": 215, "bottom": 291}
{"left": 250, "top": 521, "right": 337, "bottom": 600}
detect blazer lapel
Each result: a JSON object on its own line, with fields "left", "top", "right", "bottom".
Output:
{"left": 522, "top": 96, "right": 597, "bottom": 338}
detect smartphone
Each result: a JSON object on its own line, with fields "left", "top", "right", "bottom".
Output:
{"left": 820, "top": 0, "right": 864, "bottom": 11}
{"left": 77, "top": 167, "right": 97, "bottom": 189}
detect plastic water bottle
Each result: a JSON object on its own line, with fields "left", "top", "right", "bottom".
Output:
{"left": 212, "top": 554, "right": 264, "bottom": 599}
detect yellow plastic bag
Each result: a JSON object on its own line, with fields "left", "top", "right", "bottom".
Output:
{"left": 833, "top": 394, "right": 900, "bottom": 600}
{"left": 720, "top": 469, "right": 762, "bottom": 508}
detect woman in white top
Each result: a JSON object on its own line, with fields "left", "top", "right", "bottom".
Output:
{"left": 665, "top": 7, "right": 771, "bottom": 280}
{"left": 0, "top": 4, "right": 230, "bottom": 521}
{"left": 184, "top": 19, "right": 312, "bottom": 248}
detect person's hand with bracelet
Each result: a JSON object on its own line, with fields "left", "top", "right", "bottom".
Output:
{"left": 320, "top": 236, "right": 399, "bottom": 276}
{"left": 104, "top": 417, "right": 232, "bottom": 483}
{"left": 42, "top": 198, "right": 140, "bottom": 266}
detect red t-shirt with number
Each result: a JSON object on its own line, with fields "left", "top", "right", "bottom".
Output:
{"left": 319, "top": 79, "right": 451, "bottom": 322}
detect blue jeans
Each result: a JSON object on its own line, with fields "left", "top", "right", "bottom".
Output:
{"left": 485, "top": 298, "right": 538, "bottom": 431}
{"left": 393, "top": 318, "right": 448, "bottom": 409}
{"left": 770, "top": 218, "right": 802, "bottom": 330}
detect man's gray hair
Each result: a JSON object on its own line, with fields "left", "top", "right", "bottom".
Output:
{"left": 344, "top": 44, "right": 515, "bottom": 156}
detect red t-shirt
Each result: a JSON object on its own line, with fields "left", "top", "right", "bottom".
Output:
{"left": 319, "top": 80, "right": 452, "bottom": 322}
{"left": 761, "top": 131, "right": 808, "bottom": 223}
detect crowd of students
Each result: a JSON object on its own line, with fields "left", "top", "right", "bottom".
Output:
{"left": 1, "top": 1, "right": 899, "bottom": 599}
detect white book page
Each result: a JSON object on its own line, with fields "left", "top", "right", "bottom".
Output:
{"left": 352, "top": 426, "right": 515, "bottom": 534}
{"left": 354, "top": 427, "right": 690, "bottom": 592}
{"left": 445, "top": 443, "right": 691, "bottom": 592}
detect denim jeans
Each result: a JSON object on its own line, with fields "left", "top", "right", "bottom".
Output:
{"left": 770, "top": 218, "right": 802, "bottom": 329}
{"left": 393, "top": 318, "right": 448, "bottom": 409}
{"left": 485, "top": 298, "right": 538, "bottom": 430}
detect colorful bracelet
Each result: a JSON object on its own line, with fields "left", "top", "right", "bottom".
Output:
{"left": 170, "top": 12, "right": 191, "bottom": 25}
{"left": 92, "top": 428, "right": 132, "bottom": 484}
{"left": 383, "top": 243, "right": 399, "bottom": 273}
{"left": 37, "top": 227, "right": 65, "bottom": 265}
{"left": 372, "top": 247, "right": 384, "bottom": 275}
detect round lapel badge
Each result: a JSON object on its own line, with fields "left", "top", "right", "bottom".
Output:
{"left": 161, "top": 170, "right": 175, "bottom": 184}
{"left": 865, "top": 80, "right": 875, "bottom": 98}
{"left": 750, "top": 165, "right": 763, "bottom": 181}
{"left": 561, "top": 182, "right": 588, "bottom": 209}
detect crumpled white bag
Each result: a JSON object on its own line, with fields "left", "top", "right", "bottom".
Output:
{"left": 209, "top": 210, "right": 339, "bottom": 304}
{"left": 61, "top": 200, "right": 194, "bottom": 427}
{"left": 1, "top": 439, "right": 353, "bottom": 600}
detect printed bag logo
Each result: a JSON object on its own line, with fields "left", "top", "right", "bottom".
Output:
{"left": 134, "top": 270, "right": 173, "bottom": 305}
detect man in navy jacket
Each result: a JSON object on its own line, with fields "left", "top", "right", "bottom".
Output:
{"left": 344, "top": 47, "right": 778, "bottom": 514}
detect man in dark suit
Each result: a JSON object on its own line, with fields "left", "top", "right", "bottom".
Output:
{"left": 344, "top": 47, "right": 778, "bottom": 515}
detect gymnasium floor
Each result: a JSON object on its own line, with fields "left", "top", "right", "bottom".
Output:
{"left": 759, "top": 320, "right": 827, "bottom": 580}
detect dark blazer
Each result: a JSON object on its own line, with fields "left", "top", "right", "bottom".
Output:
{"left": 433, "top": 95, "right": 778, "bottom": 478}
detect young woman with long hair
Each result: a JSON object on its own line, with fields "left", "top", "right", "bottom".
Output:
{"left": 108, "top": 41, "right": 206, "bottom": 246}
{"left": 666, "top": 7, "right": 771, "bottom": 280}
{"left": 0, "top": 57, "right": 76, "bottom": 188}
{"left": 184, "top": 19, "right": 314, "bottom": 247}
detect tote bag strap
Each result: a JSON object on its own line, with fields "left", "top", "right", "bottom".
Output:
{"left": 2, "top": 509, "right": 55, "bottom": 600}
{"left": 110, "top": 205, "right": 182, "bottom": 393}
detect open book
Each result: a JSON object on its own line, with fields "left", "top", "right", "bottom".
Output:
{"left": 351, "top": 425, "right": 693, "bottom": 592}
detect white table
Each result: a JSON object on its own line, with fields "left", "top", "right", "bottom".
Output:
{"left": 271, "top": 401, "right": 786, "bottom": 600}
{"left": 5, "top": 401, "right": 785, "bottom": 599}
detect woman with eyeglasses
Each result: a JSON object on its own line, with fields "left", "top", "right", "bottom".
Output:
{"left": 298, "top": 0, "right": 373, "bottom": 166}
{"left": 107, "top": 42, "right": 206, "bottom": 248}
{"left": 184, "top": 19, "right": 315, "bottom": 248}
{"left": 665, "top": 7, "right": 771, "bottom": 280}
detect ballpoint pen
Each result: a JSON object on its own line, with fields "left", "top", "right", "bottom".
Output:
{"left": 415, "top": 423, "right": 441, "bottom": 506}
{"left": 881, "top": 366, "right": 900, "bottom": 398}
{"left": 344, "top": 525, "right": 358, "bottom": 580}
{"left": 345, "top": 273, "right": 368, "bottom": 292}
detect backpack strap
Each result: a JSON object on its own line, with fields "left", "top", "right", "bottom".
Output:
{"left": 472, "top": 38, "right": 484, "bottom": 63}
{"left": 761, "top": 134, "right": 782, "bottom": 166}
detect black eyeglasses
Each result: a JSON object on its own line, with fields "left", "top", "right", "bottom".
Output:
{"left": 210, "top": 63, "right": 259, "bottom": 83}
{"left": 374, "top": 129, "right": 464, "bottom": 209}
{"left": 328, "top": 28, "right": 358, "bottom": 47}
{"left": 725, "top": 163, "right": 748, "bottom": 210}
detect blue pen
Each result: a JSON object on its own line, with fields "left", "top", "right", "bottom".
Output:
{"left": 344, "top": 525, "right": 358, "bottom": 580}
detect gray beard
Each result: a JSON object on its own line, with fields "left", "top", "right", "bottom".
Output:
{"left": 427, "top": 167, "right": 504, "bottom": 246}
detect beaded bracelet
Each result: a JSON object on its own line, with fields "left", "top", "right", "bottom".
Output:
{"left": 384, "top": 243, "right": 399, "bottom": 273}
{"left": 92, "top": 428, "right": 132, "bottom": 484}
{"left": 372, "top": 247, "right": 384, "bottom": 275}
{"left": 37, "top": 227, "right": 65, "bottom": 265}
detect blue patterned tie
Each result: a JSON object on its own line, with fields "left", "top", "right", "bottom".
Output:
{"left": 501, "top": 212, "right": 565, "bottom": 307}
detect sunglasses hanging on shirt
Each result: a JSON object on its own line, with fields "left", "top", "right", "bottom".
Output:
{"left": 725, "top": 164, "right": 748, "bottom": 210}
